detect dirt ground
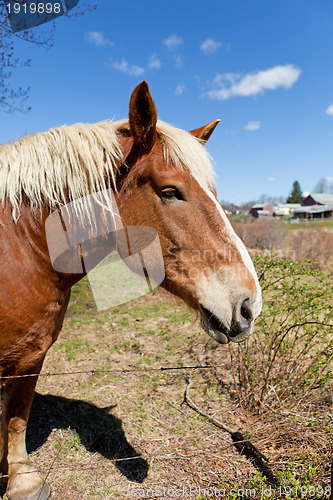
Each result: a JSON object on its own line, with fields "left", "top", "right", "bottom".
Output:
{"left": 4, "top": 281, "right": 331, "bottom": 499}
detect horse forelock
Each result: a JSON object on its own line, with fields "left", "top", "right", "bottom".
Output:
{"left": 155, "top": 120, "right": 215, "bottom": 190}
{"left": 114, "top": 119, "right": 215, "bottom": 190}
{"left": 0, "top": 118, "right": 214, "bottom": 222}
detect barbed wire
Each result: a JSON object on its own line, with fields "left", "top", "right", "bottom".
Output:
{"left": 0, "top": 363, "right": 225, "bottom": 380}
{"left": 0, "top": 436, "right": 271, "bottom": 479}
{"left": 1, "top": 357, "right": 331, "bottom": 486}
{"left": 1, "top": 352, "right": 328, "bottom": 381}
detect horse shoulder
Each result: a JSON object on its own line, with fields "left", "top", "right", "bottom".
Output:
{"left": 0, "top": 206, "right": 72, "bottom": 377}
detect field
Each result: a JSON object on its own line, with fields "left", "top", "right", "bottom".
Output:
{"left": 231, "top": 217, "right": 333, "bottom": 265}
{"left": 2, "top": 251, "right": 329, "bottom": 500}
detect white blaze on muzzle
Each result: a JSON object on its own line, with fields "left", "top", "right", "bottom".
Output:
{"left": 205, "top": 189, "right": 262, "bottom": 315}
{"left": 195, "top": 189, "right": 262, "bottom": 344}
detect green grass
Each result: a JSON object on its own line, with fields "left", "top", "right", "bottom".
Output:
{"left": 28, "top": 256, "right": 332, "bottom": 499}
{"left": 286, "top": 218, "right": 333, "bottom": 230}
{"left": 64, "top": 337, "right": 95, "bottom": 361}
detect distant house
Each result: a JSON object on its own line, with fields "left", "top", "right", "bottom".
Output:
{"left": 250, "top": 203, "right": 274, "bottom": 218}
{"left": 273, "top": 207, "right": 285, "bottom": 219}
{"left": 250, "top": 195, "right": 333, "bottom": 220}
{"left": 291, "top": 193, "right": 333, "bottom": 220}
{"left": 257, "top": 210, "right": 273, "bottom": 218}
{"left": 302, "top": 193, "right": 333, "bottom": 206}
{"left": 273, "top": 203, "right": 301, "bottom": 218}
{"left": 294, "top": 204, "right": 333, "bottom": 220}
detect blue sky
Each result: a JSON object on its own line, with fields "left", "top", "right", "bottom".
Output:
{"left": 2, "top": 0, "right": 333, "bottom": 204}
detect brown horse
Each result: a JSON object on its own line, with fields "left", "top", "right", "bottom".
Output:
{"left": 0, "top": 81, "right": 261, "bottom": 500}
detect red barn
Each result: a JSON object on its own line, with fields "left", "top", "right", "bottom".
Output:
{"left": 302, "top": 193, "right": 333, "bottom": 206}
{"left": 294, "top": 193, "right": 333, "bottom": 220}
{"left": 249, "top": 203, "right": 274, "bottom": 218}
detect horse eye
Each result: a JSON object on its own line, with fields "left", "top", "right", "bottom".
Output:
{"left": 160, "top": 187, "right": 183, "bottom": 200}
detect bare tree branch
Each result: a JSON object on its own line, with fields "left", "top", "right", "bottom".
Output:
{"left": 0, "top": 0, "right": 98, "bottom": 113}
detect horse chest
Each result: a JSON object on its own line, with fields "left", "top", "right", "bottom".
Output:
{"left": 0, "top": 279, "right": 70, "bottom": 377}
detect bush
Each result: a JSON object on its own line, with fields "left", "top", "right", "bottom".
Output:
{"left": 233, "top": 218, "right": 288, "bottom": 252}
{"left": 229, "top": 255, "right": 333, "bottom": 413}
{"left": 232, "top": 218, "right": 333, "bottom": 264}
{"left": 291, "top": 229, "right": 333, "bottom": 264}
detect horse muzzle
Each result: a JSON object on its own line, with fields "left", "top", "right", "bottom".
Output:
{"left": 199, "top": 298, "right": 258, "bottom": 344}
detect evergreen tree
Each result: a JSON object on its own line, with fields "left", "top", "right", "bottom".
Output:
{"left": 287, "top": 181, "right": 302, "bottom": 204}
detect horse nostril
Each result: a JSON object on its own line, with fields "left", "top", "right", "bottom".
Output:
{"left": 240, "top": 298, "right": 253, "bottom": 323}
{"left": 228, "top": 297, "right": 256, "bottom": 339}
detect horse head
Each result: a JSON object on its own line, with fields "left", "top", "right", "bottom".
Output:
{"left": 115, "top": 81, "right": 262, "bottom": 344}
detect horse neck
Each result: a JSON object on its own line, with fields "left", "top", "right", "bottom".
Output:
{"left": 12, "top": 131, "right": 133, "bottom": 292}
{"left": 43, "top": 202, "right": 123, "bottom": 291}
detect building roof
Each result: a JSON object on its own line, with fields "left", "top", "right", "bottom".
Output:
{"left": 257, "top": 210, "right": 272, "bottom": 215}
{"left": 277, "top": 203, "right": 301, "bottom": 209}
{"left": 305, "top": 193, "right": 333, "bottom": 205}
{"left": 251, "top": 203, "right": 273, "bottom": 209}
{"left": 294, "top": 204, "right": 333, "bottom": 214}
{"left": 251, "top": 203, "right": 266, "bottom": 209}
{"left": 273, "top": 208, "right": 287, "bottom": 216}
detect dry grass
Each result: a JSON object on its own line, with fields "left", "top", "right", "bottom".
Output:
{"left": 233, "top": 219, "right": 288, "bottom": 254}
{"left": 232, "top": 218, "right": 333, "bottom": 265}
{"left": 10, "top": 270, "right": 331, "bottom": 500}
{"left": 291, "top": 229, "right": 333, "bottom": 263}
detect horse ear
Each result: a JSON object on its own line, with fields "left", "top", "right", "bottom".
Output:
{"left": 189, "top": 120, "right": 220, "bottom": 142}
{"left": 129, "top": 81, "right": 157, "bottom": 153}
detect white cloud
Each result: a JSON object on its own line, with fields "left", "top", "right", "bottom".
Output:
{"left": 206, "top": 64, "right": 302, "bottom": 100}
{"left": 164, "top": 34, "right": 183, "bottom": 51}
{"left": 164, "top": 35, "right": 184, "bottom": 68}
{"left": 244, "top": 121, "right": 261, "bottom": 131}
{"left": 175, "top": 84, "right": 186, "bottom": 96}
{"left": 85, "top": 31, "right": 114, "bottom": 47}
{"left": 111, "top": 59, "right": 144, "bottom": 77}
{"left": 200, "top": 38, "right": 221, "bottom": 54}
{"left": 267, "top": 177, "right": 275, "bottom": 182}
{"left": 326, "top": 104, "right": 333, "bottom": 115}
{"left": 148, "top": 54, "right": 161, "bottom": 70}
{"left": 324, "top": 176, "right": 333, "bottom": 182}
{"left": 174, "top": 55, "right": 183, "bottom": 68}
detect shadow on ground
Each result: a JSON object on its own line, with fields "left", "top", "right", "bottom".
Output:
{"left": 27, "top": 392, "right": 148, "bottom": 483}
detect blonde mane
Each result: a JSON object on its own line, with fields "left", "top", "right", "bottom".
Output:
{"left": 0, "top": 119, "right": 214, "bottom": 222}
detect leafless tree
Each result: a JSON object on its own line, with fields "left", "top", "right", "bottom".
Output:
{"left": 0, "top": 0, "right": 97, "bottom": 113}
{"left": 313, "top": 177, "right": 333, "bottom": 194}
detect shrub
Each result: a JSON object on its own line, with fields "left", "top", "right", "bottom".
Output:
{"left": 229, "top": 255, "right": 333, "bottom": 413}
{"left": 291, "top": 229, "right": 333, "bottom": 264}
{"left": 233, "top": 219, "right": 288, "bottom": 253}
